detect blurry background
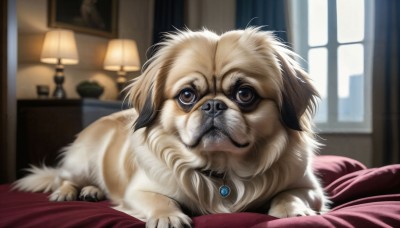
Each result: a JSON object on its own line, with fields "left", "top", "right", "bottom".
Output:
{"left": 2, "top": 0, "right": 399, "bottom": 182}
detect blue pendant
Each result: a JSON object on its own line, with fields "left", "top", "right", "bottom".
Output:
{"left": 219, "top": 185, "right": 231, "bottom": 198}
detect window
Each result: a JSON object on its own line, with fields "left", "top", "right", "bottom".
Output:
{"left": 289, "top": 0, "right": 374, "bottom": 132}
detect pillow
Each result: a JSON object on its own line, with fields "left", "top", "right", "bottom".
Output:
{"left": 313, "top": 155, "right": 366, "bottom": 186}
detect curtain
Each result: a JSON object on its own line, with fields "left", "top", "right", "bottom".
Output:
{"left": 152, "top": 0, "right": 185, "bottom": 45}
{"left": 236, "top": 0, "right": 288, "bottom": 42}
{"left": 372, "top": 0, "right": 400, "bottom": 165}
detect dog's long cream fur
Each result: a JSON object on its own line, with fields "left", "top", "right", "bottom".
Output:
{"left": 15, "top": 28, "right": 328, "bottom": 228}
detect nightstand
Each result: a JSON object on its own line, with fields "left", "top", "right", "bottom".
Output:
{"left": 16, "top": 99, "right": 129, "bottom": 178}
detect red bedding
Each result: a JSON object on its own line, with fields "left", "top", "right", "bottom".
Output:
{"left": 1, "top": 155, "right": 399, "bottom": 228}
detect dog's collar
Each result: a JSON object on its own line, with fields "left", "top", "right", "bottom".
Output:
{"left": 199, "top": 169, "right": 225, "bottom": 179}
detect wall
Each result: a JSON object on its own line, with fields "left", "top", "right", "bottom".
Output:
{"left": 17, "top": 0, "right": 153, "bottom": 100}
{"left": 186, "top": 0, "right": 236, "bottom": 33}
{"left": 319, "top": 133, "right": 372, "bottom": 166}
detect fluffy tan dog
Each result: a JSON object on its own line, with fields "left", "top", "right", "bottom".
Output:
{"left": 15, "top": 28, "right": 328, "bottom": 228}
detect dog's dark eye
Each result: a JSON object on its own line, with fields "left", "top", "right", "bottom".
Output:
{"left": 232, "top": 86, "right": 260, "bottom": 111}
{"left": 178, "top": 88, "right": 197, "bottom": 106}
{"left": 235, "top": 86, "right": 256, "bottom": 104}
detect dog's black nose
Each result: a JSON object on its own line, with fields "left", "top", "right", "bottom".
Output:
{"left": 201, "top": 99, "right": 228, "bottom": 117}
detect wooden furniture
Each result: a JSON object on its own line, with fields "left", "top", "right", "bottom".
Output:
{"left": 16, "top": 99, "right": 128, "bottom": 178}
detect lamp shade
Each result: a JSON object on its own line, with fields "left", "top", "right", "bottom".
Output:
{"left": 103, "top": 39, "right": 140, "bottom": 72}
{"left": 41, "top": 29, "right": 79, "bottom": 65}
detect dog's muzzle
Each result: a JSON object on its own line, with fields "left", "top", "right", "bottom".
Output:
{"left": 185, "top": 99, "right": 250, "bottom": 149}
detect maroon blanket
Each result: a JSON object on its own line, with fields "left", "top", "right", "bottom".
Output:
{"left": 1, "top": 156, "right": 399, "bottom": 228}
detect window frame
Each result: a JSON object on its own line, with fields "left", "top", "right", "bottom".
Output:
{"left": 288, "top": 0, "right": 374, "bottom": 133}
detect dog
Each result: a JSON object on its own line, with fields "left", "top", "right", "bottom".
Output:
{"left": 14, "top": 28, "right": 328, "bottom": 228}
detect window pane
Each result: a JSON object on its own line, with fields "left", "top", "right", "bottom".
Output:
{"left": 308, "top": 0, "right": 328, "bottom": 46}
{"left": 337, "top": 0, "right": 365, "bottom": 43}
{"left": 338, "top": 44, "right": 364, "bottom": 122}
{"left": 308, "top": 48, "right": 328, "bottom": 123}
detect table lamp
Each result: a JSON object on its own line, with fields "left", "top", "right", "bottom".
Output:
{"left": 103, "top": 39, "right": 140, "bottom": 99}
{"left": 41, "top": 29, "right": 79, "bottom": 99}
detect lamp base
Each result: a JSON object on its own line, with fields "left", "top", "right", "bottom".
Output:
{"left": 116, "top": 71, "right": 128, "bottom": 100}
{"left": 53, "top": 63, "right": 66, "bottom": 99}
{"left": 116, "top": 80, "right": 128, "bottom": 100}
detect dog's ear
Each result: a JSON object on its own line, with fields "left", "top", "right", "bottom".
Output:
{"left": 133, "top": 86, "right": 158, "bottom": 131}
{"left": 128, "top": 61, "right": 167, "bottom": 131}
{"left": 275, "top": 49, "right": 319, "bottom": 131}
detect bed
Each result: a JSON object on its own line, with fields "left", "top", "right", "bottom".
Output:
{"left": 1, "top": 155, "right": 399, "bottom": 228}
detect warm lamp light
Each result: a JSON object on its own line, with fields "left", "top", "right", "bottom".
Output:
{"left": 103, "top": 39, "right": 140, "bottom": 98}
{"left": 41, "top": 29, "right": 79, "bottom": 98}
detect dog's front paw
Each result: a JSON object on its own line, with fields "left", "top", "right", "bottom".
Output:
{"left": 79, "top": 185, "right": 105, "bottom": 202}
{"left": 268, "top": 188, "right": 327, "bottom": 218}
{"left": 146, "top": 212, "right": 191, "bottom": 228}
{"left": 49, "top": 181, "right": 78, "bottom": 201}
{"left": 268, "top": 191, "right": 320, "bottom": 218}
{"left": 268, "top": 200, "right": 317, "bottom": 218}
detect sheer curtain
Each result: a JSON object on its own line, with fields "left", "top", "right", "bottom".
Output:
{"left": 372, "top": 0, "right": 400, "bottom": 165}
{"left": 236, "top": 0, "right": 288, "bottom": 42}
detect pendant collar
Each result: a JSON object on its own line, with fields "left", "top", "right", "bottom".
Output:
{"left": 199, "top": 169, "right": 231, "bottom": 198}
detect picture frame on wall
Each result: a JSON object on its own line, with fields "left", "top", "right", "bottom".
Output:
{"left": 48, "top": 0, "right": 118, "bottom": 38}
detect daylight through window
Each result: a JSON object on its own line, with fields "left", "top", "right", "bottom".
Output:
{"left": 290, "top": 0, "right": 374, "bottom": 132}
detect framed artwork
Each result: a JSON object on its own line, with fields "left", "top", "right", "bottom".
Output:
{"left": 48, "top": 0, "right": 118, "bottom": 38}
